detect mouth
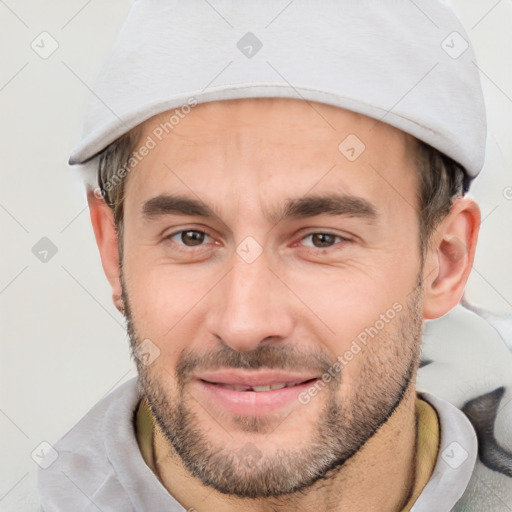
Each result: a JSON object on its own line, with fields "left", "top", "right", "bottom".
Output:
{"left": 193, "top": 371, "right": 321, "bottom": 416}
{"left": 201, "top": 380, "right": 317, "bottom": 392}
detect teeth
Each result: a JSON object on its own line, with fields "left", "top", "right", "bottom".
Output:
{"left": 252, "top": 385, "right": 271, "bottom": 392}
{"left": 231, "top": 385, "right": 252, "bottom": 391}
{"left": 217, "top": 384, "right": 251, "bottom": 391}
{"left": 217, "top": 382, "right": 302, "bottom": 391}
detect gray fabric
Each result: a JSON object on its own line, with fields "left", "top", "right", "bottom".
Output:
{"left": 37, "top": 379, "right": 181, "bottom": 511}
{"left": 69, "top": 0, "right": 487, "bottom": 182}
{"left": 412, "top": 392, "right": 477, "bottom": 512}
{"left": 420, "top": 306, "right": 512, "bottom": 511}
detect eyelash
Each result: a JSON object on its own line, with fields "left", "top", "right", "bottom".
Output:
{"left": 298, "top": 232, "right": 350, "bottom": 249}
{"left": 164, "top": 229, "right": 350, "bottom": 251}
{"left": 164, "top": 229, "right": 214, "bottom": 250}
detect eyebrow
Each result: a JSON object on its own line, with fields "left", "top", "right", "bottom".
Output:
{"left": 141, "top": 193, "right": 378, "bottom": 224}
{"left": 280, "top": 195, "right": 378, "bottom": 223}
{"left": 142, "top": 195, "right": 215, "bottom": 219}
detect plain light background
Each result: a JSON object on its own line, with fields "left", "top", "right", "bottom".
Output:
{"left": 0, "top": 0, "right": 511, "bottom": 509}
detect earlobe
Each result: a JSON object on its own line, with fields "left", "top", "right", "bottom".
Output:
{"left": 422, "top": 197, "right": 480, "bottom": 320}
{"left": 87, "top": 189, "right": 124, "bottom": 314}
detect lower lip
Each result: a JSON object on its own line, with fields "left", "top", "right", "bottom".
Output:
{"left": 194, "top": 379, "right": 318, "bottom": 416}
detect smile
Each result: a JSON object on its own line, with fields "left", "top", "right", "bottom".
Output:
{"left": 202, "top": 381, "right": 314, "bottom": 392}
{"left": 193, "top": 371, "right": 320, "bottom": 416}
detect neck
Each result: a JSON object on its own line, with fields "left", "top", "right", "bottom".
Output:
{"left": 152, "top": 384, "right": 418, "bottom": 512}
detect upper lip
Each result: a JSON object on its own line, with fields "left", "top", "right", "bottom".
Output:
{"left": 196, "top": 370, "right": 319, "bottom": 387}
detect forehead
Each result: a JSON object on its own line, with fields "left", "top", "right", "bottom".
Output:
{"left": 139, "top": 97, "right": 414, "bottom": 149}
{"left": 126, "top": 98, "right": 419, "bottom": 217}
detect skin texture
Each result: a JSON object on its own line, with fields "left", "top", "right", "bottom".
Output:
{"left": 88, "top": 98, "right": 480, "bottom": 512}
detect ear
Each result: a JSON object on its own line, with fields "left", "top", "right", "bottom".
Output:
{"left": 422, "top": 196, "right": 480, "bottom": 320}
{"left": 87, "top": 189, "right": 124, "bottom": 314}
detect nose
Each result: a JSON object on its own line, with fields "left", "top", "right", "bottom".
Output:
{"left": 205, "top": 250, "right": 295, "bottom": 352}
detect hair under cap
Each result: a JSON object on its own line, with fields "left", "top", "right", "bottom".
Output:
{"left": 69, "top": 0, "right": 487, "bottom": 186}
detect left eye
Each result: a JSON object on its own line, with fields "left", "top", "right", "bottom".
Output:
{"left": 300, "top": 233, "right": 344, "bottom": 248}
{"left": 167, "top": 230, "right": 212, "bottom": 247}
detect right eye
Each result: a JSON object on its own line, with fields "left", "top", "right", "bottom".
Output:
{"left": 166, "top": 230, "right": 213, "bottom": 247}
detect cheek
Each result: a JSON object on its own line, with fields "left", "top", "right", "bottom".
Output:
{"left": 122, "top": 255, "right": 217, "bottom": 359}
{"left": 284, "top": 255, "right": 418, "bottom": 342}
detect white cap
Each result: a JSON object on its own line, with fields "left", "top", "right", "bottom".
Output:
{"left": 69, "top": 0, "right": 487, "bottom": 185}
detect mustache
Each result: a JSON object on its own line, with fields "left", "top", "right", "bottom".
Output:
{"left": 175, "top": 343, "right": 335, "bottom": 382}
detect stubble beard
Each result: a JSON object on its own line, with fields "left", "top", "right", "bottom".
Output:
{"left": 123, "top": 275, "right": 423, "bottom": 499}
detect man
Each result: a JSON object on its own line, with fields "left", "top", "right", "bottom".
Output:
{"left": 38, "top": 1, "right": 512, "bottom": 511}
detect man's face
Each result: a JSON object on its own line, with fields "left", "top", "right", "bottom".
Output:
{"left": 121, "top": 98, "right": 424, "bottom": 497}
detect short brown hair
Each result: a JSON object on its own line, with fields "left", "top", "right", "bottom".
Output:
{"left": 97, "top": 130, "right": 466, "bottom": 256}
{"left": 97, "top": 127, "right": 141, "bottom": 245}
{"left": 415, "top": 139, "right": 466, "bottom": 252}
